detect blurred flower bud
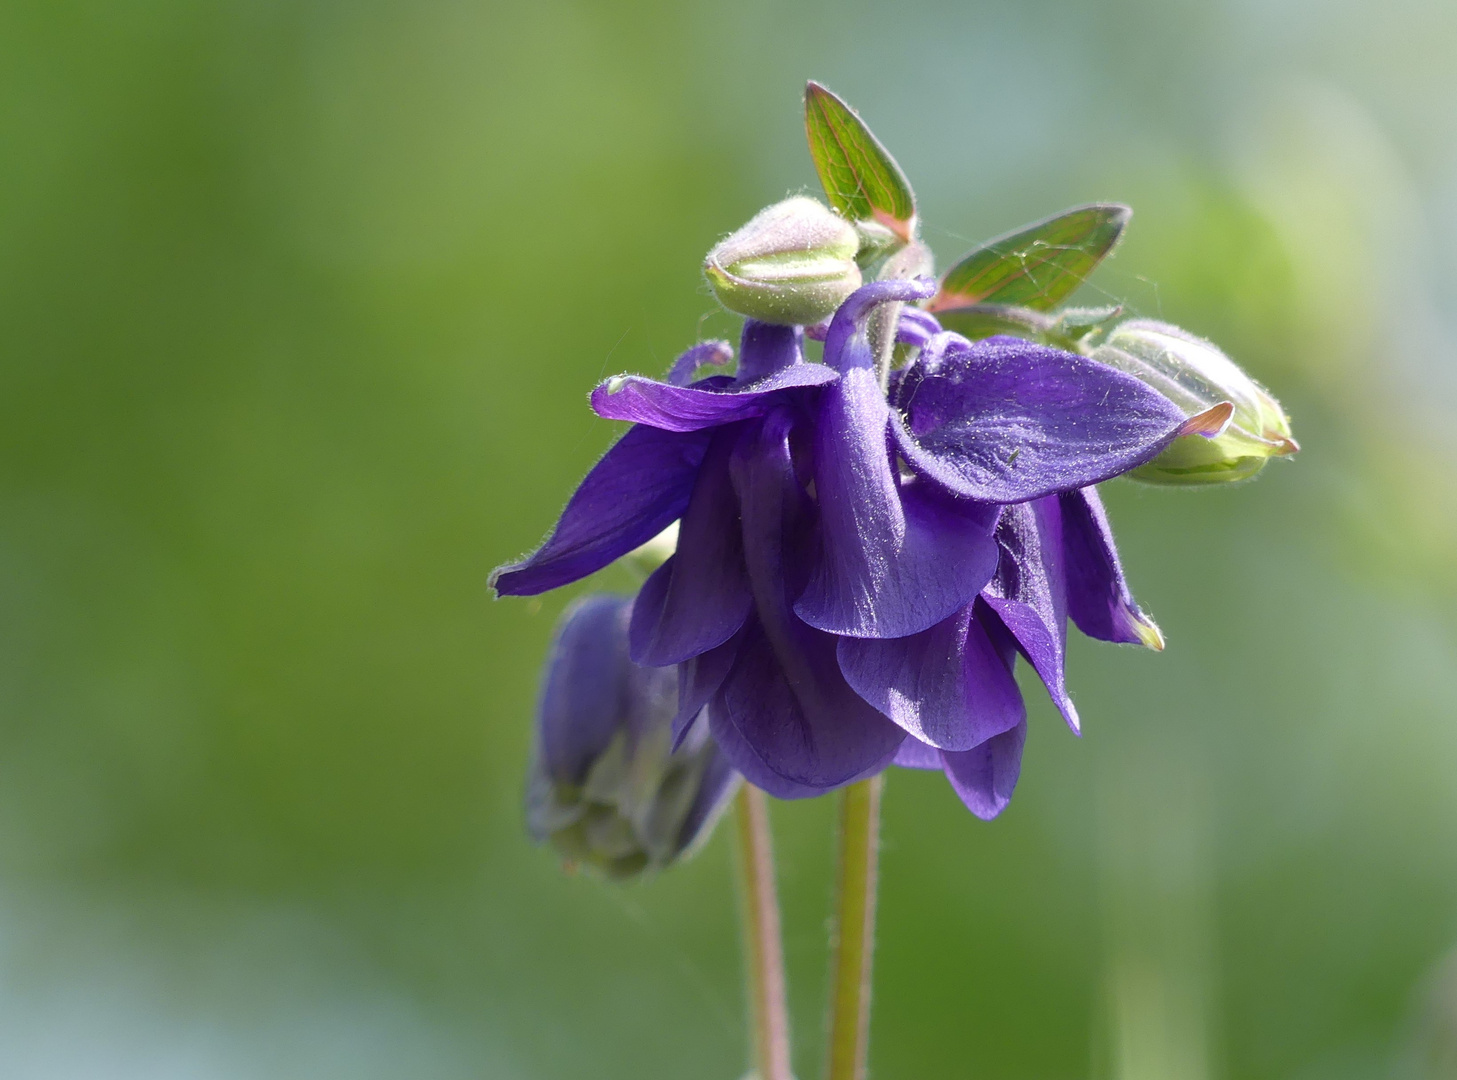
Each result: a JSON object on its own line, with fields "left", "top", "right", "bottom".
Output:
{"left": 526, "top": 594, "right": 739, "bottom": 879}
{"left": 1092, "top": 320, "right": 1298, "bottom": 485}
{"left": 704, "top": 196, "right": 862, "bottom": 325}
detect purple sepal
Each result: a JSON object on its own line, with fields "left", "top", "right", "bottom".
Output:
{"left": 837, "top": 600, "right": 1024, "bottom": 751}
{"left": 941, "top": 719, "right": 1028, "bottom": 820}
{"left": 628, "top": 430, "right": 752, "bottom": 665}
{"left": 491, "top": 425, "right": 713, "bottom": 596}
{"left": 591, "top": 363, "right": 837, "bottom": 432}
{"left": 1059, "top": 486, "right": 1156, "bottom": 646}
{"left": 893, "top": 334, "right": 1190, "bottom": 502}
{"left": 982, "top": 499, "right": 1080, "bottom": 733}
{"left": 796, "top": 364, "right": 1000, "bottom": 638}
{"left": 712, "top": 407, "right": 905, "bottom": 791}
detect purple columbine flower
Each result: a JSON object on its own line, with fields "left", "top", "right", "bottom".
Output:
{"left": 495, "top": 281, "right": 1223, "bottom": 816}
{"left": 526, "top": 593, "right": 740, "bottom": 878}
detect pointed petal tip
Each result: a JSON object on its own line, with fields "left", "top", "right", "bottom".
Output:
{"left": 1274, "top": 434, "right": 1300, "bottom": 456}
{"left": 1133, "top": 614, "right": 1166, "bottom": 652}
{"left": 1180, "top": 400, "right": 1235, "bottom": 438}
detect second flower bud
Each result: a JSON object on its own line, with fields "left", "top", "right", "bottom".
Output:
{"left": 704, "top": 196, "right": 862, "bottom": 325}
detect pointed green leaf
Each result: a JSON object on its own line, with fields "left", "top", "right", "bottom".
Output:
{"left": 930, "top": 203, "right": 1131, "bottom": 312}
{"left": 804, "top": 81, "right": 916, "bottom": 241}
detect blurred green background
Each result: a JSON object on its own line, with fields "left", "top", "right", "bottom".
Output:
{"left": 2, "top": 0, "right": 1456, "bottom": 1076}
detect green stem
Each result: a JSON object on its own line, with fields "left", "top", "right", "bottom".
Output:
{"left": 735, "top": 784, "right": 793, "bottom": 1080}
{"left": 824, "top": 775, "right": 883, "bottom": 1080}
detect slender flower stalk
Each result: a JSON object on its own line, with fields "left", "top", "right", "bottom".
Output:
{"left": 824, "top": 775, "right": 883, "bottom": 1080}
{"left": 735, "top": 785, "right": 794, "bottom": 1080}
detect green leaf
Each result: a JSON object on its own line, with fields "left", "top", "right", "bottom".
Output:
{"left": 934, "top": 304, "right": 1053, "bottom": 342}
{"left": 804, "top": 81, "right": 916, "bottom": 241}
{"left": 930, "top": 203, "right": 1131, "bottom": 312}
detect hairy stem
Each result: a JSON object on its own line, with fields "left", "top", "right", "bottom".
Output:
{"left": 735, "top": 784, "right": 793, "bottom": 1080}
{"left": 824, "top": 775, "right": 884, "bottom": 1080}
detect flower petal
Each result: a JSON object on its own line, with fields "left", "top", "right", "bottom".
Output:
{"left": 981, "top": 499, "right": 1079, "bottom": 733}
{"left": 837, "top": 600, "right": 1024, "bottom": 751}
{"left": 711, "top": 408, "right": 905, "bottom": 791}
{"left": 940, "top": 718, "right": 1028, "bottom": 820}
{"left": 591, "top": 363, "right": 837, "bottom": 432}
{"left": 795, "top": 364, "right": 1000, "bottom": 638}
{"left": 711, "top": 616, "right": 903, "bottom": 793}
{"left": 894, "top": 335, "right": 1190, "bottom": 502}
{"left": 1059, "top": 486, "right": 1164, "bottom": 649}
{"left": 491, "top": 425, "right": 714, "bottom": 596}
{"left": 892, "top": 737, "right": 943, "bottom": 770}
{"left": 629, "top": 430, "right": 752, "bottom": 665}
{"left": 671, "top": 632, "right": 741, "bottom": 748}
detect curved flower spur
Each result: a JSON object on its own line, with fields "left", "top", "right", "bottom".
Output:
{"left": 493, "top": 80, "right": 1297, "bottom": 1080}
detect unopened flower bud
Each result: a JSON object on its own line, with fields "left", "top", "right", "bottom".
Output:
{"left": 1092, "top": 320, "right": 1298, "bottom": 485}
{"left": 704, "top": 196, "right": 862, "bottom": 325}
{"left": 526, "top": 594, "right": 738, "bottom": 879}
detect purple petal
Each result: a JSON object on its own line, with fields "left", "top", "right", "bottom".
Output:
{"left": 795, "top": 365, "right": 1000, "bottom": 638}
{"left": 629, "top": 431, "right": 752, "bottom": 665}
{"left": 1059, "top": 486, "right": 1163, "bottom": 648}
{"left": 492, "top": 425, "right": 713, "bottom": 596}
{"left": 666, "top": 340, "right": 734, "bottom": 386}
{"left": 591, "top": 363, "right": 837, "bottom": 432}
{"left": 892, "top": 737, "right": 943, "bottom": 770}
{"left": 981, "top": 499, "right": 1079, "bottom": 733}
{"left": 712, "top": 408, "right": 905, "bottom": 791}
{"left": 894, "top": 335, "right": 1190, "bottom": 502}
{"left": 837, "top": 603, "right": 1024, "bottom": 751}
{"left": 711, "top": 617, "right": 902, "bottom": 793}
{"left": 537, "top": 594, "right": 633, "bottom": 783}
{"left": 940, "top": 719, "right": 1028, "bottom": 820}
{"left": 671, "top": 631, "right": 741, "bottom": 748}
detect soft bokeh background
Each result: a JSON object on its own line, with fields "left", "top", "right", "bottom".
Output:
{"left": 2, "top": 0, "right": 1456, "bottom": 1077}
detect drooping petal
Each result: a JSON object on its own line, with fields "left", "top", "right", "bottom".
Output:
{"left": 711, "top": 616, "right": 903, "bottom": 793}
{"left": 837, "top": 601, "right": 1024, "bottom": 751}
{"left": 892, "top": 737, "right": 943, "bottom": 770}
{"left": 492, "top": 424, "right": 714, "bottom": 596}
{"left": 629, "top": 429, "right": 752, "bottom": 665}
{"left": 712, "top": 407, "right": 905, "bottom": 792}
{"left": 671, "top": 632, "right": 741, "bottom": 748}
{"left": 1059, "top": 486, "right": 1164, "bottom": 649}
{"left": 893, "top": 334, "right": 1190, "bottom": 502}
{"left": 666, "top": 340, "right": 734, "bottom": 386}
{"left": 591, "top": 363, "right": 836, "bottom": 432}
{"left": 536, "top": 594, "right": 633, "bottom": 783}
{"left": 940, "top": 718, "right": 1028, "bottom": 820}
{"left": 796, "top": 363, "right": 1000, "bottom": 638}
{"left": 981, "top": 499, "right": 1079, "bottom": 733}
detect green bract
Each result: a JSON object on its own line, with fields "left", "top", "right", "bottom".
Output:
{"left": 704, "top": 196, "right": 862, "bottom": 325}
{"left": 1092, "top": 320, "right": 1298, "bottom": 485}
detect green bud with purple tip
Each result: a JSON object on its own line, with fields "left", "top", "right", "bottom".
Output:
{"left": 704, "top": 196, "right": 862, "bottom": 325}
{"left": 1093, "top": 320, "right": 1299, "bottom": 485}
